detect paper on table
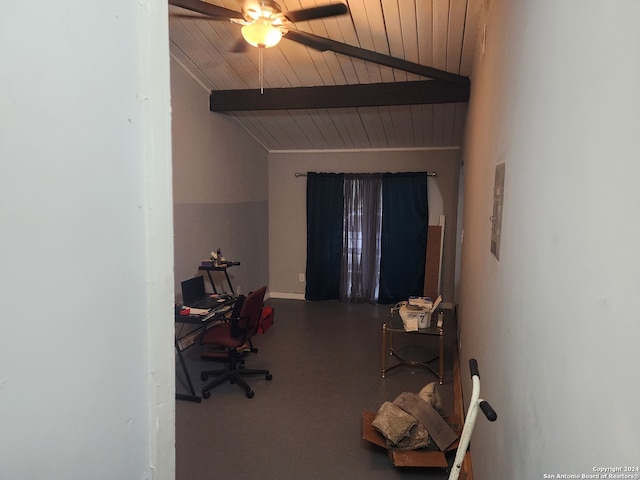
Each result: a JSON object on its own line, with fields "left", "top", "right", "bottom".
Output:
{"left": 432, "top": 295, "right": 442, "bottom": 311}
{"left": 399, "top": 305, "right": 420, "bottom": 331}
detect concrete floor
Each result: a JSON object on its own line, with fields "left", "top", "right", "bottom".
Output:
{"left": 175, "top": 298, "right": 458, "bottom": 480}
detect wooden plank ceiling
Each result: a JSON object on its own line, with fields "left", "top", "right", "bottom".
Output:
{"left": 169, "top": 0, "right": 482, "bottom": 151}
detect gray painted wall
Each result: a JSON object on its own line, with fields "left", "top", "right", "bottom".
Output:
{"left": 171, "top": 57, "right": 269, "bottom": 297}
{"left": 0, "top": 1, "right": 175, "bottom": 478}
{"left": 460, "top": 1, "right": 640, "bottom": 478}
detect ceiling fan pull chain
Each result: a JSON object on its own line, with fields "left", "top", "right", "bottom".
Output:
{"left": 259, "top": 46, "right": 264, "bottom": 94}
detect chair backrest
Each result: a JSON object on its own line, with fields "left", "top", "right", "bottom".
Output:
{"left": 236, "top": 286, "right": 267, "bottom": 337}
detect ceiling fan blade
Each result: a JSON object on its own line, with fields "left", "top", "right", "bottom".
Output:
{"left": 284, "top": 3, "right": 348, "bottom": 23}
{"left": 168, "top": 0, "right": 242, "bottom": 20}
{"left": 285, "top": 29, "right": 469, "bottom": 85}
{"left": 170, "top": 12, "right": 214, "bottom": 20}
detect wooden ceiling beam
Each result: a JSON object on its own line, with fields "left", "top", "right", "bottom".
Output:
{"left": 209, "top": 80, "right": 470, "bottom": 112}
{"left": 285, "top": 30, "right": 469, "bottom": 85}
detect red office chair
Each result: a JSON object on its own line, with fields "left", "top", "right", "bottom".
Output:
{"left": 199, "top": 286, "right": 272, "bottom": 399}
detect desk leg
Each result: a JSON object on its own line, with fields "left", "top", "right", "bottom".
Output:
{"left": 381, "top": 323, "right": 387, "bottom": 378}
{"left": 223, "top": 269, "right": 234, "bottom": 294}
{"left": 175, "top": 337, "right": 201, "bottom": 403}
{"left": 205, "top": 270, "right": 218, "bottom": 294}
{"left": 438, "top": 331, "right": 444, "bottom": 385}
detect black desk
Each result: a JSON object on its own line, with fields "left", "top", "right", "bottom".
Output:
{"left": 175, "top": 295, "right": 238, "bottom": 403}
{"left": 199, "top": 262, "right": 241, "bottom": 294}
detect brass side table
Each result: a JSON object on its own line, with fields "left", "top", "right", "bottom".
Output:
{"left": 381, "top": 306, "right": 444, "bottom": 384}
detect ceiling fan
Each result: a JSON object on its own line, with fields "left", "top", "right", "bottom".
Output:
{"left": 169, "top": 0, "right": 348, "bottom": 50}
{"left": 169, "top": 0, "right": 469, "bottom": 105}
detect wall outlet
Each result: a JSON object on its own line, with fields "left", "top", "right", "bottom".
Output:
{"left": 298, "top": 273, "right": 305, "bottom": 282}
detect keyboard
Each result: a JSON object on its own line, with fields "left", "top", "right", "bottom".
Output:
{"left": 200, "top": 304, "right": 233, "bottom": 322}
{"left": 189, "top": 295, "right": 231, "bottom": 309}
{"left": 190, "top": 298, "right": 219, "bottom": 309}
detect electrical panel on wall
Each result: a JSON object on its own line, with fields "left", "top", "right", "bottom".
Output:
{"left": 491, "top": 163, "right": 505, "bottom": 260}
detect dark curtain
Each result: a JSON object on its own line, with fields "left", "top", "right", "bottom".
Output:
{"left": 305, "top": 173, "right": 344, "bottom": 300}
{"left": 378, "top": 172, "right": 429, "bottom": 304}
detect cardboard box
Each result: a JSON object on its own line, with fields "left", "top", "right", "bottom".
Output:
{"left": 362, "top": 410, "right": 462, "bottom": 468}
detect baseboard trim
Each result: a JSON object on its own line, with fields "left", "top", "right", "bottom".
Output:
{"left": 453, "top": 336, "right": 474, "bottom": 480}
{"left": 267, "top": 293, "right": 454, "bottom": 309}
{"left": 268, "top": 292, "right": 306, "bottom": 300}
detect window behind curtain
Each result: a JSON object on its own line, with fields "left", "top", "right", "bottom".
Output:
{"left": 340, "top": 174, "right": 382, "bottom": 303}
{"left": 305, "top": 171, "right": 428, "bottom": 304}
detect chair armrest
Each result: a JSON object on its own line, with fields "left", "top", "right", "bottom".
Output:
{"left": 228, "top": 314, "right": 250, "bottom": 338}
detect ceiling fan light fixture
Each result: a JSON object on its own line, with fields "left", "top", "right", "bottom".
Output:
{"left": 241, "top": 19, "right": 283, "bottom": 48}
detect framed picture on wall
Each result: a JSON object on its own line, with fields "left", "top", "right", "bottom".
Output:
{"left": 491, "top": 162, "right": 505, "bottom": 260}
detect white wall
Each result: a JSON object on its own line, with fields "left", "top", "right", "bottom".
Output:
{"left": 460, "top": 1, "right": 640, "bottom": 478}
{"left": 171, "top": 57, "right": 270, "bottom": 297}
{"left": 268, "top": 149, "right": 461, "bottom": 301}
{"left": 0, "top": 2, "right": 175, "bottom": 479}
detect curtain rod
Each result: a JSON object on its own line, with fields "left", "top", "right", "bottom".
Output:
{"left": 295, "top": 172, "right": 437, "bottom": 177}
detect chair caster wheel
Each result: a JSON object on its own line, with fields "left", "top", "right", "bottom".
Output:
{"left": 200, "top": 373, "right": 208, "bottom": 381}
{"left": 266, "top": 373, "right": 273, "bottom": 381}
{"left": 202, "top": 390, "right": 211, "bottom": 399}
{"left": 246, "top": 390, "right": 254, "bottom": 399}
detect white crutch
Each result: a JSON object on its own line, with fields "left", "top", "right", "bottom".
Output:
{"left": 448, "top": 359, "right": 497, "bottom": 480}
